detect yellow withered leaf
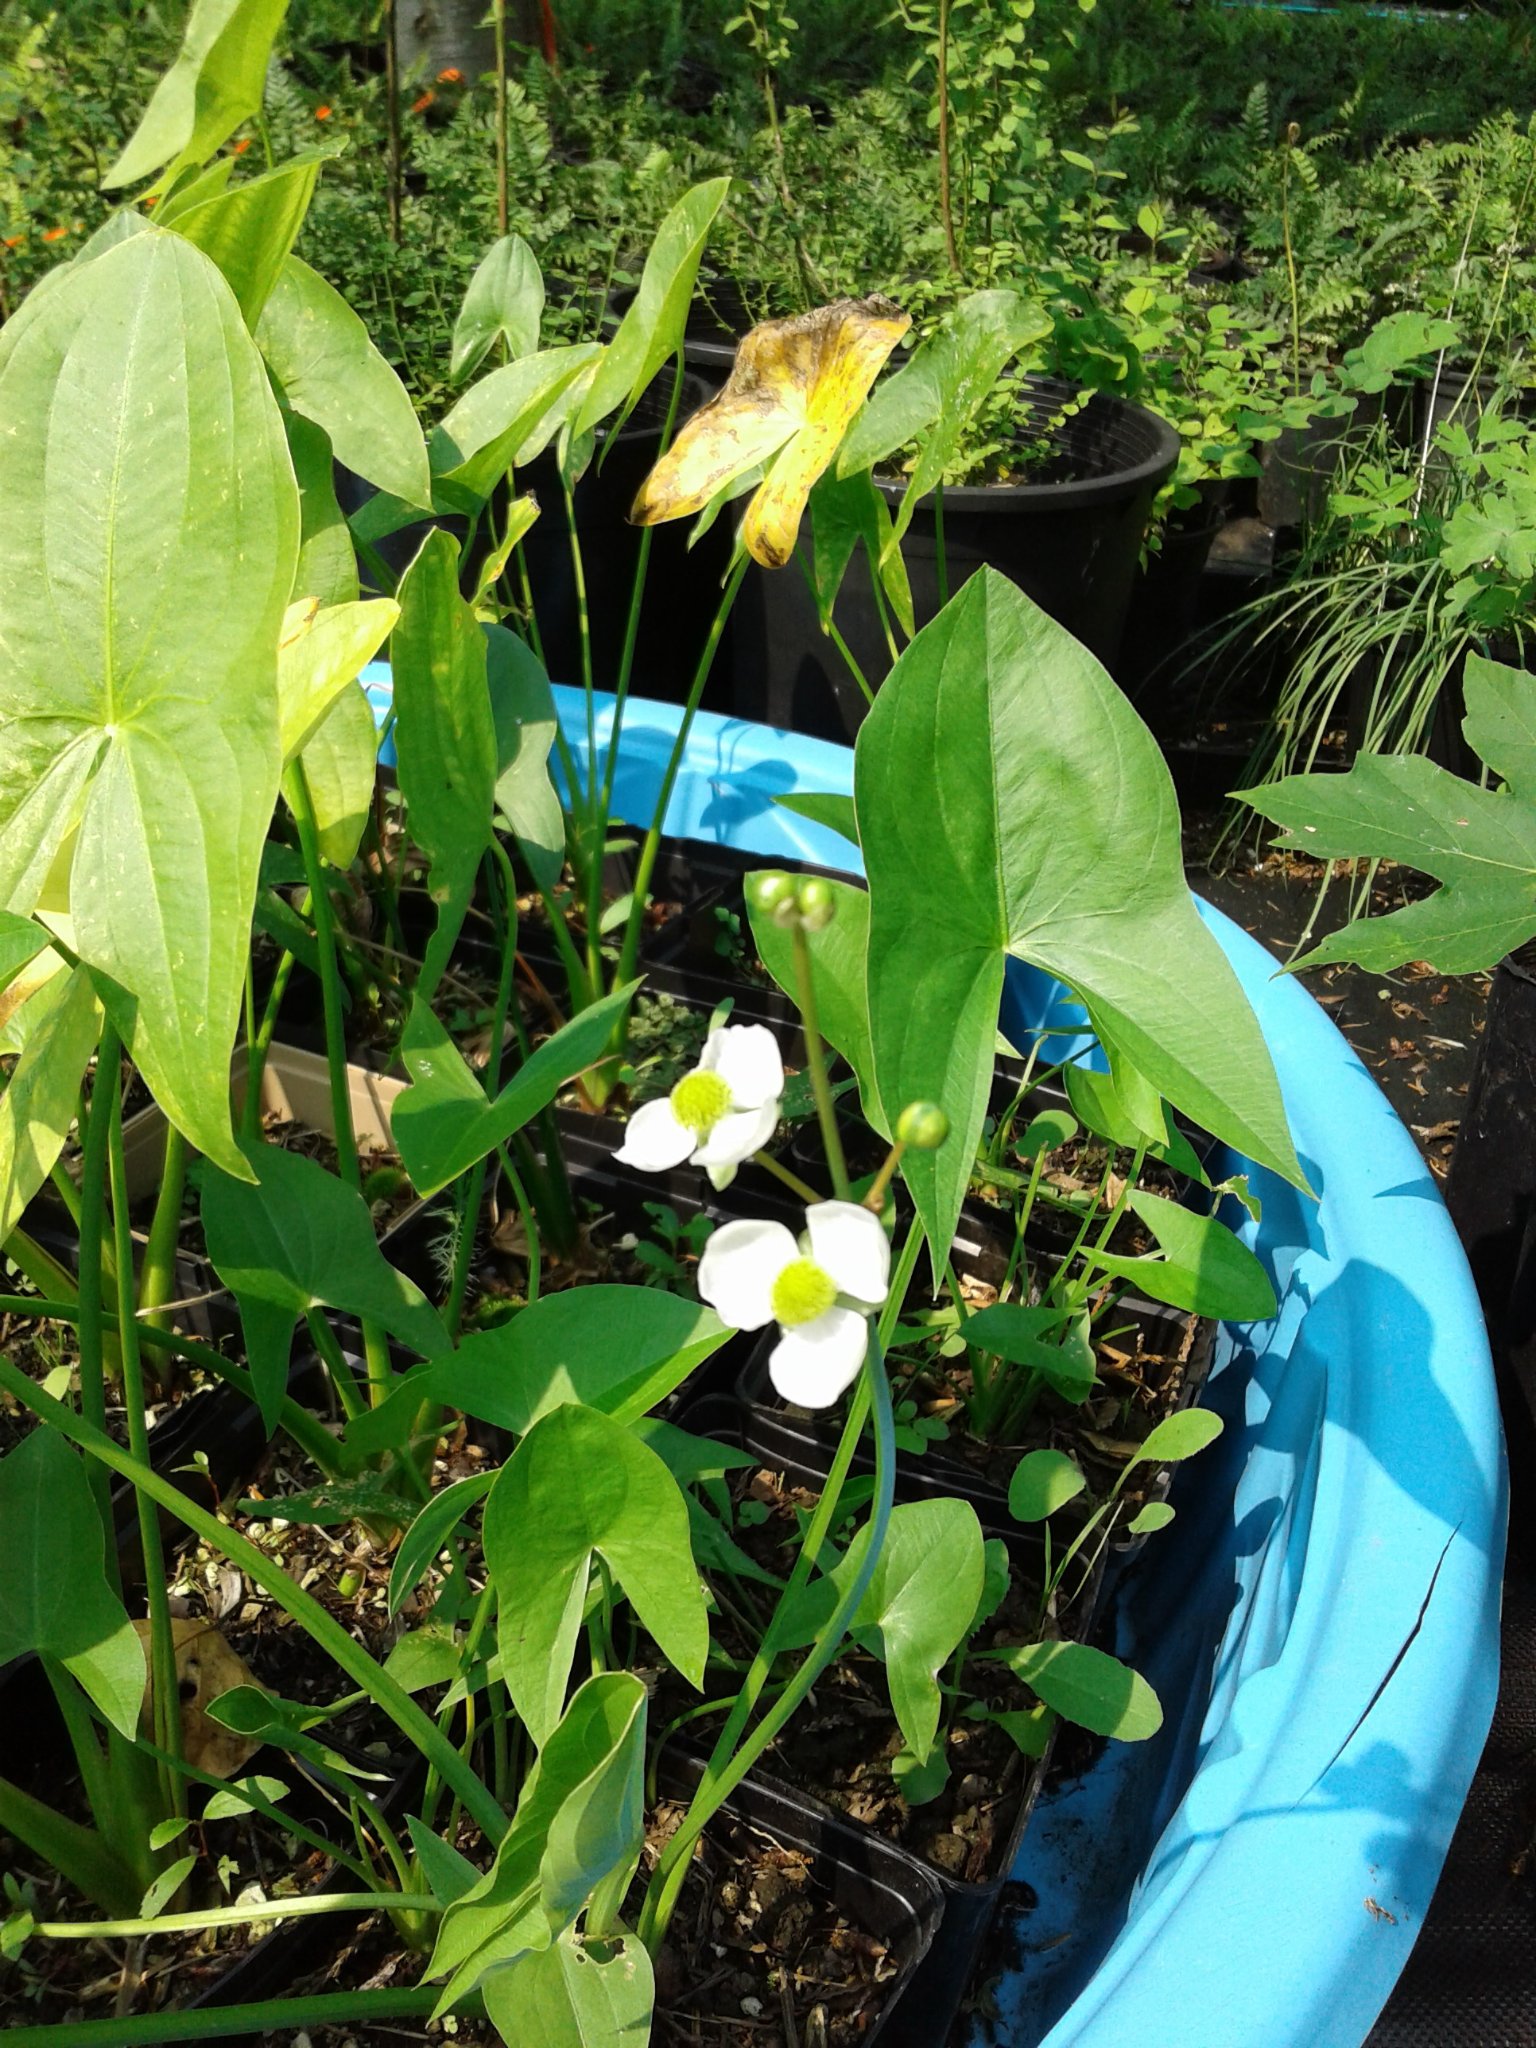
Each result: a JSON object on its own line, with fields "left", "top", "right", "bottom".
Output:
{"left": 630, "top": 295, "right": 911, "bottom": 569}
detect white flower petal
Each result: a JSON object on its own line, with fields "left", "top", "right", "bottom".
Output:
{"left": 614, "top": 1097, "right": 695, "bottom": 1173}
{"left": 692, "top": 1101, "right": 780, "bottom": 1170}
{"left": 701, "top": 1023, "right": 784, "bottom": 1109}
{"left": 697, "top": 1218, "right": 798, "bottom": 1331}
{"left": 769, "top": 1307, "right": 870, "bottom": 1409}
{"left": 806, "top": 1200, "right": 891, "bottom": 1307}
{"left": 705, "top": 1160, "right": 739, "bottom": 1192}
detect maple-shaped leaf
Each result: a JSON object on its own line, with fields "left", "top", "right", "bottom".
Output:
{"left": 1239, "top": 652, "right": 1536, "bottom": 976}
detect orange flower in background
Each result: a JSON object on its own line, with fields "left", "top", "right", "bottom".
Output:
{"left": 3, "top": 234, "right": 24, "bottom": 249}
{"left": 41, "top": 225, "right": 68, "bottom": 243}
{"left": 314, "top": 103, "right": 332, "bottom": 120}
{"left": 231, "top": 136, "right": 251, "bottom": 154}
{"left": 437, "top": 66, "right": 463, "bottom": 82}
{"left": 412, "top": 89, "right": 435, "bottom": 112}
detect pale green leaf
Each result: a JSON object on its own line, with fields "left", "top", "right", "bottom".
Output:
{"left": 483, "top": 1928, "right": 655, "bottom": 2048}
{"left": 423, "top": 1288, "right": 734, "bottom": 1437}
{"left": 452, "top": 234, "right": 545, "bottom": 381}
{"left": 431, "top": 345, "right": 602, "bottom": 507}
{"left": 1086, "top": 1191, "right": 1275, "bottom": 1321}
{"left": 487, "top": 624, "right": 564, "bottom": 893}
{"left": 484, "top": 1407, "right": 706, "bottom": 1742}
{"left": 392, "top": 531, "right": 499, "bottom": 996}
{"left": 260, "top": 257, "right": 431, "bottom": 507}
{"left": 1132, "top": 1407, "right": 1224, "bottom": 1466}
{"left": 428, "top": 1673, "right": 647, "bottom": 2008}
{"left": 105, "top": 0, "right": 289, "bottom": 190}
{"left": 200, "top": 1140, "right": 448, "bottom": 1427}
{"left": 1241, "top": 659, "right": 1536, "bottom": 975}
{"left": 392, "top": 985, "right": 639, "bottom": 1197}
{"left": 0, "top": 966, "right": 101, "bottom": 1244}
{"left": 994, "top": 1639, "right": 1163, "bottom": 1740}
{"left": 1008, "top": 1448, "right": 1087, "bottom": 1522}
{"left": 277, "top": 600, "right": 398, "bottom": 762}
{"left": 286, "top": 413, "right": 360, "bottom": 607}
{"left": 0, "top": 229, "right": 297, "bottom": 1178}
{"left": 169, "top": 151, "right": 327, "bottom": 327}
{"left": 297, "top": 679, "right": 380, "bottom": 870}
{"left": 574, "top": 179, "right": 731, "bottom": 437}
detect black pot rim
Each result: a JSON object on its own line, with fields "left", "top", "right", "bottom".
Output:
{"left": 873, "top": 378, "right": 1181, "bottom": 513}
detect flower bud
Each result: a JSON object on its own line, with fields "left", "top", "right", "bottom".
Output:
{"left": 746, "top": 870, "right": 796, "bottom": 917}
{"left": 796, "top": 876, "right": 837, "bottom": 931}
{"left": 896, "top": 1100, "right": 949, "bottom": 1150}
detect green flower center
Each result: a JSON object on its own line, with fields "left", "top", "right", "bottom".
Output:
{"left": 771, "top": 1258, "right": 838, "bottom": 1329}
{"left": 670, "top": 1069, "right": 733, "bottom": 1135}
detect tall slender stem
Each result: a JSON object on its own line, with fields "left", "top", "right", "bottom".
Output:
{"left": 383, "top": 0, "right": 403, "bottom": 245}
{"left": 493, "top": 0, "right": 509, "bottom": 237}
{"left": 108, "top": 1062, "right": 184, "bottom": 1819}
{"left": 601, "top": 350, "right": 688, "bottom": 821}
{"left": 289, "top": 763, "right": 393, "bottom": 1406}
{"left": 614, "top": 553, "right": 749, "bottom": 992}
{"left": 937, "top": 0, "right": 960, "bottom": 273}
{"left": 75, "top": 1028, "right": 119, "bottom": 1580}
{"left": 138, "top": 1123, "right": 188, "bottom": 1335}
{"left": 792, "top": 923, "right": 849, "bottom": 1200}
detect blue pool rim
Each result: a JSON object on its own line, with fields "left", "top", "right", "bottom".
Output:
{"left": 364, "top": 665, "right": 1505, "bottom": 2047}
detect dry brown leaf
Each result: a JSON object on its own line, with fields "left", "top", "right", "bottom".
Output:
{"left": 132, "top": 1618, "right": 265, "bottom": 1778}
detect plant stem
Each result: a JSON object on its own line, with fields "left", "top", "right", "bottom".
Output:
{"left": 751, "top": 1148, "right": 824, "bottom": 1206}
{"left": 493, "top": 0, "right": 509, "bottom": 236}
{"left": 932, "top": 479, "right": 949, "bottom": 609}
{"left": 791, "top": 923, "right": 849, "bottom": 1200}
{"left": 601, "top": 349, "right": 689, "bottom": 822}
{"left": 937, "top": 0, "right": 960, "bottom": 273}
{"left": 244, "top": 949, "right": 295, "bottom": 1140}
{"left": 108, "top": 1071, "right": 184, "bottom": 1819}
{"left": 2, "top": 1990, "right": 455, "bottom": 2047}
{"left": 75, "top": 1029, "right": 119, "bottom": 1577}
{"left": 32, "top": 1891, "right": 438, "bottom": 1941}
{"left": 138, "top": 1123, "right": 188, "bottom": 1334}
{"left": 613, "top": 552, "right": 750, "bottom": 992}
{"left": 0, "top": 1362, "right": 509, "bottom": 1848}
{"left": 383, "top": 0, "right": 403, "bottom": 244}
{"left": 288, "top": 762, "right": 393, "bottom": 1407}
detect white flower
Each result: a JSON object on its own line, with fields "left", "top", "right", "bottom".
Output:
{"left": 697, "top": 1201, "right": 892, "bottom": 1409}
{"left": 614, "top": 1023, "right": 784, "bottom": 1192}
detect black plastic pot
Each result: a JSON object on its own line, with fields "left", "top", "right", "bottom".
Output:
{"left": 729, "top": 375, "right": 1180, "bottom": 742}
{"left": 517, "top": 372, "right": 738, "bottom": 707}
{"left": 1120, "top": 482, "right": 1231, "bottom": 701}
{"left": 656, "top": 1746, "right": 945, "bottom": 2045}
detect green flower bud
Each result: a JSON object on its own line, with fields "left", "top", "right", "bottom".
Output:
{"left": 746, "top": 870, "right": 796, "bottom": 917}
{"left": 796, "top": 876, "right": 837, "bottom": 931}
{"left": 897, "top": 1100, "right": 950, "bottom": 1150}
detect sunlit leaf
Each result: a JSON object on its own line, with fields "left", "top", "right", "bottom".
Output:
{"left": 484, "top": 1407, "right": 706, "bottom": 1743}
{"left": 105, "top": 0, "right": 289, "bottom": 191}
{"left": 857, "top": 571, "right": 1303, "bottom": 1270}
{"left": 260, "top": 256, "right": 431, "bottom": 507}
{"left": 0, "top": 229, "right": 297, "bottom": 1178}
{"left": 453, "top": 234, "right": 546, "bottom": 380}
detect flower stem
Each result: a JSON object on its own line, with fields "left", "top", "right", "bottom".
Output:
{"left": 31, "top": 1891, "right": 437, "bottom": 1941}
{"left": 613, "top": 552, "right": 750, "bottom": 994}
{"left": 791, "top": 922, "right": 849, "bottom": 1201}
{"left": 750, "top": 1148, "right": 823, "bottom": 1206}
